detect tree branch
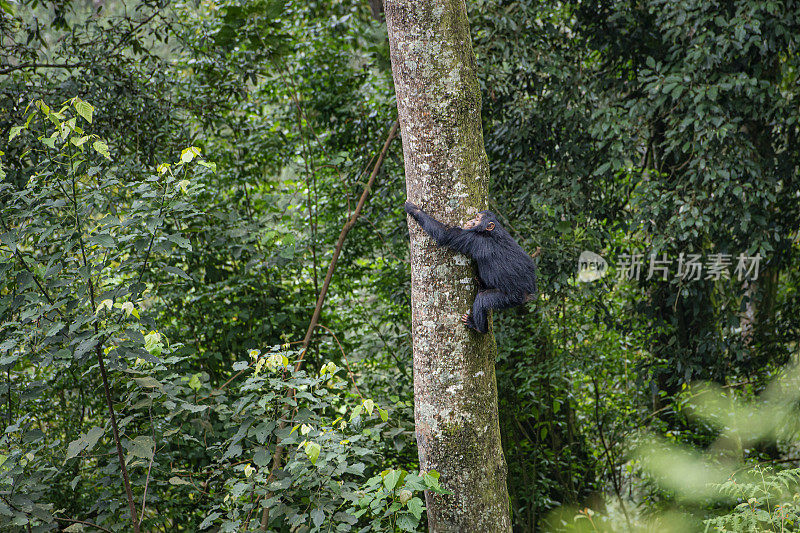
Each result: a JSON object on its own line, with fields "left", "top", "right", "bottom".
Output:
{"left": 53, "top": 516, "right": 114, "bottom": 533}
{"left": 297, "top": 118, "right": 399, "bottom": 365}
{"left": 0, "top": 213, "right": 64, "bottom": 319}
{"left": 0, "top": 63, "right": 82, "bottom": 75}
{"left": 590, "top": 374, "right": 631, "bottom": 530}
{"left": 260, "top": 119, "right": 399, "bottom": 530}
{"left": 71, "top": 167, "right": 140, "bottom": 533}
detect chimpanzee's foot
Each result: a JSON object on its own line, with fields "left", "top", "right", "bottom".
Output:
{"left": 462, "top": 312, "right": 480, "bottom": 332}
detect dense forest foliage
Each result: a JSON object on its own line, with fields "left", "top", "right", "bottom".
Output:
{"left": 1, "top": 0, "right": 799, "bottom": 531}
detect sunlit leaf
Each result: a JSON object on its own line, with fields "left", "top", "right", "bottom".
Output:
{"left": 305, "top": 441, "right": 321, "bottom": 464}
{"left": 92, "top": 139, "right": 111, "bottom": 160}
{"left": 363, "top": 399, "right": 375, "bottom": 416}
{"left": 180, "top": 146, "right": 201, "bottom": 163}
{"left": 9, "top": 126, "right": 24, "bottom": 141}
{"left": 74, "top": 100, "right": 94, "bottom": 124}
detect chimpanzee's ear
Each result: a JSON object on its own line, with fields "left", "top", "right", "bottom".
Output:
{"left": 486, "top": 222, "right": 495, "bottom": 231}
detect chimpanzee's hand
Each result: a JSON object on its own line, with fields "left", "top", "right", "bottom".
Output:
{"left": 404, "top": 202, "right": 421, "bottom": 217}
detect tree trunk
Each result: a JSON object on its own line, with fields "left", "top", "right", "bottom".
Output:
{"left": 384, "top": 1, "right": 512, "bottom": 531}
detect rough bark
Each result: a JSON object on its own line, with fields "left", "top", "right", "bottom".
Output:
{"left": 384, "top": 1, "right": 512, "bottom": 531}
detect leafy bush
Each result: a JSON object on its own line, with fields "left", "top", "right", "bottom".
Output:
{"left": 0, "top": 97, "right": 208, "bottom": 529}
{"left": 0, "top": 100, "right": 424, "bottom": 531}
{"left": 349, "top": 468, "right": 447, "bottom": 532}
{"left": 705, "top": 466, "right": 800, "bottom": 533}
{"left": 195, "top": 347, "right": 415, "bottom": 531}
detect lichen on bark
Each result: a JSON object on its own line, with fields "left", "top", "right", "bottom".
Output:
{"left": 385, "top": 0, "right": 512, "bottom": 531}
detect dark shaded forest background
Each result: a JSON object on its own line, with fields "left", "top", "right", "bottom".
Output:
{"left": 1, "top": 0, "right": 799, "bottom": 531}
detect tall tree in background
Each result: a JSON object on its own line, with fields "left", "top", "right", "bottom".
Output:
{"left": 384, "top": 1, "right": 512, "bottom": 530}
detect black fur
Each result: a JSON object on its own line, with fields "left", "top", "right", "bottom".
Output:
{"left": 404, "top": 201, "right": 537, "bottom": 333}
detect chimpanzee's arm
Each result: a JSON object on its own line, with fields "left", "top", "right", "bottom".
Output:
{"left": 404, "top": 202, "right": 475, "bottom": 256}
{"left": 404, "top": 202, "right": 454, "bottom": 242}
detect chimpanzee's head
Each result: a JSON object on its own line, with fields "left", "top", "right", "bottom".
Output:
{"left": 463, "top": 210, "right": 498, "bottom": 232}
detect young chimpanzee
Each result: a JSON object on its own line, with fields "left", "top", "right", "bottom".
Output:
{"left": 404, "top": 201, "right": 538, "bottom": 334}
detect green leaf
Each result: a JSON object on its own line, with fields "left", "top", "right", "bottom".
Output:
{"left": 182, "top": 402, "right": 208, "bottom": 413}
{"left": 144, "top": 331, "right": 164, "bottom": 356}
{"left": 74, "top": 100, "right": 93, "bottom": 124}
{"left": 120, "top": 302, "right": 137, "bottom": 317}
{"left": 83, "top": 426, "right": 104, "bottom": 452}
{"left": 222, "top": 443, "right": 242, "bottom": 460}
{"left": 163, "top": 265, "right": 192, "bottom": 280}
{"left": 383, "top": 469, "right": 401, "bottom": 491}
{"left": 9, "top": 126, "right": 24, "bottom": 141}
{"left": 268, "top": 477, "right": 292, "bottom": 491}
{"left": 90, "top": 233, "right": 115, "bottom": 247}
{"left": 250, "top": 449, "right": 268, "bottom": 468}
{"left": 0, "top": 353, "right": 19, "bottom": 366}
{"left": 593, "top": 161, "right": 611, "bottom": 176}
{"left": 197, "top": 160, "right": 216, "bottom": 172}
{"left": 377, "top": 407, "right": 388, "bottom": 422}
{"left": 396, "top": 513, "right": 419, "bottom": 531}
{"left": 65, "top": 426, "right": 105, "bottom": 460}
{"left": 0, "top": 232, "right": 16, "bottom": 251}
{"left": 363, "top": 398, "right": 375, "bottom": 415}
{"left": 167, "top": 234, "right": 192, "bottom": 250}
{"left": 95, "top": 299, "right": 114, "bottom": 315}
{"left": 311, "top": 508, "right": 324, "bottom": 528}
{"left": 305, "top": 441, "right": 321, "bottom": 464}
{"left": 198, "top": 512, "right": 220, "bottom": 530}
{"left": 128, "top": 436, "right": 155, "bottom": 459}
{"left": 423, "top": 470, "right": 441, "bottom": 489}
{"left": 169, "top": 476, "right": 191, "bottom": 486}
{"left": 180, "top": 146, "right": 201, "bottom": 163}
{"left": 407, "top": 497, "right": 424, "bottom": 520}
{"left": 188, "top": 373, "right": 202, "bottom": 391}
{"left": 74, "top": 337, "right": 99, "bottom": 358}
{"left": 92, "top": 139, "right": 111, "bottom": 160}
{"left": 350, "top": 404, "right": 363, "bottom": 421}
{"left": 134, "top": 376, "right": 163, "bottom": 389}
